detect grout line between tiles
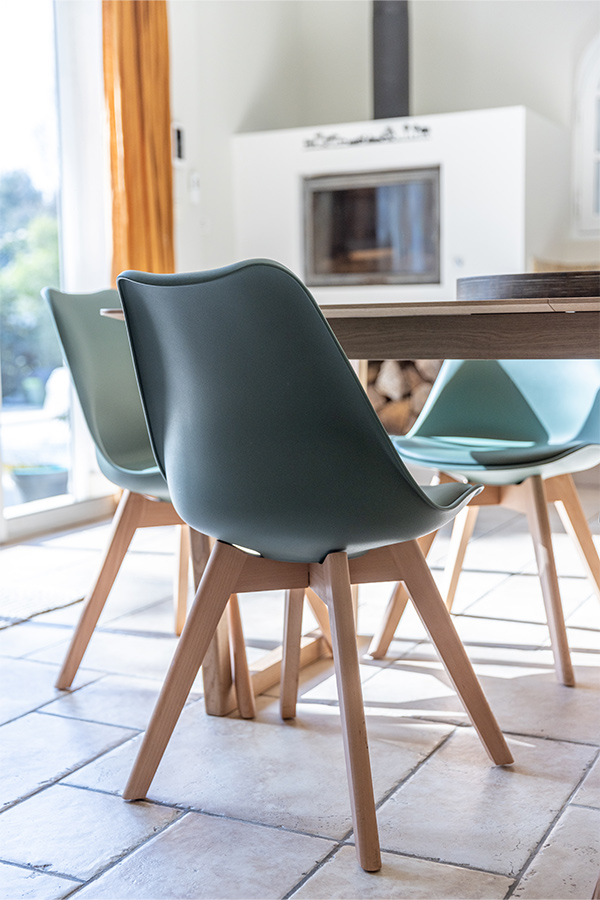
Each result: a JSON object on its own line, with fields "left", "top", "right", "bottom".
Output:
{"left": 0, "top": 856, "right": 84, "bottom": 884}
{"left": 504, "top": 745, "right": 600, "bottom": 898}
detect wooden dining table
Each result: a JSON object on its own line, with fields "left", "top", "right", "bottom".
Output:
{"left": 102, "top": 269, "right": 600, "bottom": 716}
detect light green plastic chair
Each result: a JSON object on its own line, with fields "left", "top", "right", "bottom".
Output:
{"left": 115, "top": 259, "right": 513, "bottom": 873}
{"left": 370, "top": 359, "right": 600, "bottom": 688}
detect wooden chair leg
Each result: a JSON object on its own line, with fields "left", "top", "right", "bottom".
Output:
{"left": 524, "top": 475, "right": 575, "bottom": 687}
{"left": 227, "top": 594, "right": 256, "bottom": 720}
{"left": 305, "top": 587, "right": 332, "bottom": 651}
{"left": 124, "top": 541, "right": 247, "bottom": 800}
{"left": 440, "top": 505, "right": 479, "bottom": 610}
{"left": 173, "top": 525, "right": 190, "bottom": 636}
{"left": 190, "top": 530, "right": 235, "bottom": 716}
{"left": 56, "top": 490, "right": 143, "bottom": 690}
{"left": 280, "top": 588, "right": 305, "bottom": 720}
{"left": 368, "top": 529, "right": 437, "bottom": 659}
{"left": 310, "top": 553, "right": 382, "bottom": 873}
{"left": 549, "top": 473, "right": 600, "bottom": 601}
{"left": 392, "top": 539, "right": 514, "bottom": 767}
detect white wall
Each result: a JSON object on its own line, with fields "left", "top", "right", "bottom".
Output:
{"left": 169, "top": 0, "right": 600, "bottom": 270}
{"left": 168, "top": 0, "right": 304, "bottom": 270}
{"left": 409, "top": 0, "right": 598, "bottom": 129}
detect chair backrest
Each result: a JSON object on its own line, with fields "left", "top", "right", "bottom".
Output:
{"left": 43, "top": 287, "right": 157, "bottom": 473}
{"left": 410, "top": 359, "right": 600, "bottom": 445}
{"left": 117, "top": 259, "right": 446, "bottom": 563}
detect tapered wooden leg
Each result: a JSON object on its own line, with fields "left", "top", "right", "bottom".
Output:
{"left": 280, "top": 588, "right": 305, "bottom": 720}
{"left": 441, "top": 505, "right": 479, "bottom": 611}
{"left": 56, "top": 490, "right": 143, "bottom": 689}
{"left": 189, "top": 531, "right": 235, "bottom": 716}
{"left": 368, "top": 529, "right": 437, "bottom": 659}
{"left": 392, "top": 540, "right": 514, "bottom": 766}
{"left": 305, "top": 587, "right": 332, "bottom": 651}
{"left": 227, "top": 594, "right": 256, "bottom": 719}
{"left": 549, "top": 474, "right": 600, "bottom": 601}
{"left": 124, "top": 541, "right": 247, "bottom": 800}
{"left": 311, "top": 553, "right": 382, "bottom": 873}
{"left": 524, "top": 475, "right": 575, "bottom": 687}
{"left": 173, "top": 525, "right": 190, "bottom": 636}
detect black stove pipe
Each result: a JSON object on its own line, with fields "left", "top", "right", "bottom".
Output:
{"left": 373, "top": 0, "right": 410, "bottom": 119}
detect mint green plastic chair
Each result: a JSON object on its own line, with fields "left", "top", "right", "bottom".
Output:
{"left": 115, "top": 259, "right": 512, "bottom": 873}
{"left": 370, "top": 359, "right": 600, "bottom": 688}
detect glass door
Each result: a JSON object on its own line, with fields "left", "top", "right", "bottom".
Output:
{"left": 0, "top": 0, "right": 73, "bottom": 526}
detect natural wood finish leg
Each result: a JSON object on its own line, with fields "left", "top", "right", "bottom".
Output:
{"left": 524, "top": 475, "right": 575, "bottom": 687}
{"left": 311, "top": 553, "right": 382, "bottom": 873}
{"left": 280, "top": 588, "right": 305, "bottom": 720}
{"left": 173, "top": 525, "right": 190, "bottom": 636}
{"left": 368, "top": 529, "right": 437, "bottom": 659}
{"left": 549, "top": 474, "right": 600, "bottom": 601}
{"left": 392, "top": 540, "right": 514, "bottom": 766}
{"left": 189, "top": 531, "right": 235, "bottom": 716}
{"left": 227, "top": 594, "right": 256, "bottom": 720}
{"left": 441, "top": 505, "right": 480, "bottom": 611}
{"left": 305, "top": 587, "right": 332, "bottom": 651}
{"left": 124, "top": 541, "right": 247, "bottom": 800}
{"left": 55, "top": 490, "right": 143, "bottom": 689}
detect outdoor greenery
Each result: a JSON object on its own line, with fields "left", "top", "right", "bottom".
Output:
{"left": 0, "top": 170, "right": 61, "bottom": 406}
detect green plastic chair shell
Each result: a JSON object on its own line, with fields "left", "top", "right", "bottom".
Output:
{"left": 43, "top": 287, "right": 170, "bottom": 500}
{"left": 116, "top": 259, "right": 481, "bottom": 564}
{"left": 393, "top": 359, "right": 600, "bottom": 485}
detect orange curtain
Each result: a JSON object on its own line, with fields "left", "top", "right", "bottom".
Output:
{"left": 103, "top": 0, "right": 174, "bottom": 284}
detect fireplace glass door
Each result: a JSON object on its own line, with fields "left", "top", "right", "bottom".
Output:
{"left": 304, "top": 167, "right": 440, "bottom": 286}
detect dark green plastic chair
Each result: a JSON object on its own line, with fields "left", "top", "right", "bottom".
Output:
{"left": 370, "top": 359, "right": 600, "bottom": 688}
{"left": 116, "top": 259, "right": 513, "bottom": 873}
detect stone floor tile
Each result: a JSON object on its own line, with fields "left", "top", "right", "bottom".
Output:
{"left": 65, "top": 696, "right": 453, "bottom": 839}
{"left": 298, "top": 657, "right": 395, "bottom": 704}
{"left": 0, "top": 621, "right": 75, "bottom": 659}
{"left": 43, "top": 674, "right": 201, "bottom": 731}
{"left": 375, "top": 727, "right": 596, "bottom": 876}
{"left": 465, "top": 573, "right": 589, "bottom": 623}
{"left": 0, "top": 657, "right": 97, "bottom": 726}
{"left": 36, "top": 554, "right": 176, "bottom": 628}
{"left": 358, "top": 660, "right": 469, "bottom": 725}
{"left": 521, "top": 530, "right": 600, "bottom": 579}
{"left": 563, "top": 626, "right": 600, "bottom": 652}
{"left": 377, "top": 654, "right": 600, "bottom": 742}
{"left": 451, "top": 612, "right": 549, "bottom": 648}
{"left": 452, "top": 528, "right": 538, "bottom": 576}
{"left": 0, "top": 862, "right": 78, "bottom": 900}
{"left": 0, "top": 710, "right": 134, "bottom": 810}
{"left": 74, "top": 810, "right": 334, "bottom": 899}
{"left": 387, "top": 601, "right": 548, "bottom": 649}
{"left": 567, "top": 596, "right": 600, "bottom": 629}
{"left": 27, "top": 629, "right": 180, "bottom": 681}
{"left": 513, "top": 805, "right": 600, "bottom": 899}
{"left": 573, "top": 755, "right": 600, "bottom": 808}
{"left": 0, "top": 784, "right": 179, "bottom": 881}
{"left": 293, "top": 845, "right": 513, "bottom": 900}
{"left": 404, "top": 636, "right": 600, "bottom": 673}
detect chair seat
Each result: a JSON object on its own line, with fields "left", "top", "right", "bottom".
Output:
{"left": 97, "top": 453, "right": 171, "bottom": 501}
{"left": 393, "top": 435, "right": 600, "bottom": 485}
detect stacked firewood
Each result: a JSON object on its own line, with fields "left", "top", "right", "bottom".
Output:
{"left": 367, "top": 359, "right": 443, "bottom": 435}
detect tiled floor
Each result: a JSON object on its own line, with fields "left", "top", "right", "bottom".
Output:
{"left": 0, "top": 482, "right": 599, "bottom": 900}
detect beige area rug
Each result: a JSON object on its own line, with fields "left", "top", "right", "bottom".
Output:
{"left": 0, "top": 545, "right": 98, "bottom": 625}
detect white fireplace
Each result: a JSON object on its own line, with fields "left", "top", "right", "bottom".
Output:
{"left": 232, "top": 106, "right": 570, "bottom": 304}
